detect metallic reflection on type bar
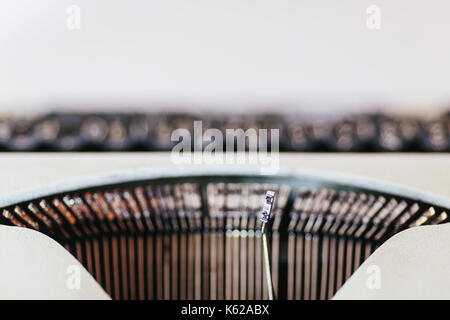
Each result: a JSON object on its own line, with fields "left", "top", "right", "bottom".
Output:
{"left": 260, "top": 190, "right": 275, "bottom": 300}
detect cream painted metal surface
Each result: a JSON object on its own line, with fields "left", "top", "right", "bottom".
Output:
{"left": 0, "top": 225, "right": 110, "bottom": 299}
{"left": 0, "top": 153, "right": 448, "bottom": 200}
{"left": 334, "top": 223, "right": 450, "bottom": 299}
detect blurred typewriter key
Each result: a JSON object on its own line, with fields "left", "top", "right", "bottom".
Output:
{"left": 52, "top": 114, "right": 84, "bottom": 151}
{"left": 327, "top": 118, "right": 361, "bottom": 151}
{"left": 194, "top": 115, "right": 217, "bottom": 151}
{"left": 34, "top": 115, "right": 61, "bottom": 150}
{"left": 374, "top": 115, "right": 407, "bottom": 151}
{"left": 259, "top": 114, "right": 285, "bottom": 151}
{"left": 150, "top": 113, "right": 194, "bottom": 151}
{"left": 398, "top": 117, "right": 420, "bottom": 150}
{"left": 0, "top": 117, "right": 12, "bottom": 150}
{"left": 223, "top": 116, "right": 246, "bottom": 152}
{"left": 242, "top": 116, "right": 260, "bottom": 151}
{"left": 80, "top": 115, "right": 109, "bottom": 149}
{"left": 128, "top": 114, "right": 153, "bottom": 149}
{"left": 354, "top": 114, "right": 377, "bottom": 150}
{"left": 7, "top": 117, "right": 39, "bottom": 151}
{"left": 286, "top": 118, "right": 314, "bottom": 151}
{"left": 104, "top": 115, "right": 132, "bottom": 151}
{"left": 311, "top": 119, "right": 334, "bottom": 150}
{"left": 418, "top": 118, "right": 449, "bottom": 152}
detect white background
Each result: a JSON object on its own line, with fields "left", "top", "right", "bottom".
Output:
{"left": 1, "top": 0, "right": 450, "bottom": 114}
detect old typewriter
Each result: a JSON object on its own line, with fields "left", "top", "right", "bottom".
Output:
{"left": 0, "top": 110, "right": 449, "bottom": 300}
{"left": 1, "top": 0, "right": 450, "bottom": 302}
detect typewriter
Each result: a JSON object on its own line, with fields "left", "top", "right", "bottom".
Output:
{"left": 1, "top": 0, "right": 449, "bottom": 301}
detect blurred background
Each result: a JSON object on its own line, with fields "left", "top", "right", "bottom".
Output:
{"left": 0, "top": 0, "right": 449, "bottom": 153}
{"left": 1, "top": 0, "right": 450, "bottom": 114}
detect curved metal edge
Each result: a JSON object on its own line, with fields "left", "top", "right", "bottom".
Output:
{"left": 0, "top": 165, "right": 449, "bottom": 210}
{"left": 293, "top": 168, "right": 450, "bottom": 210}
